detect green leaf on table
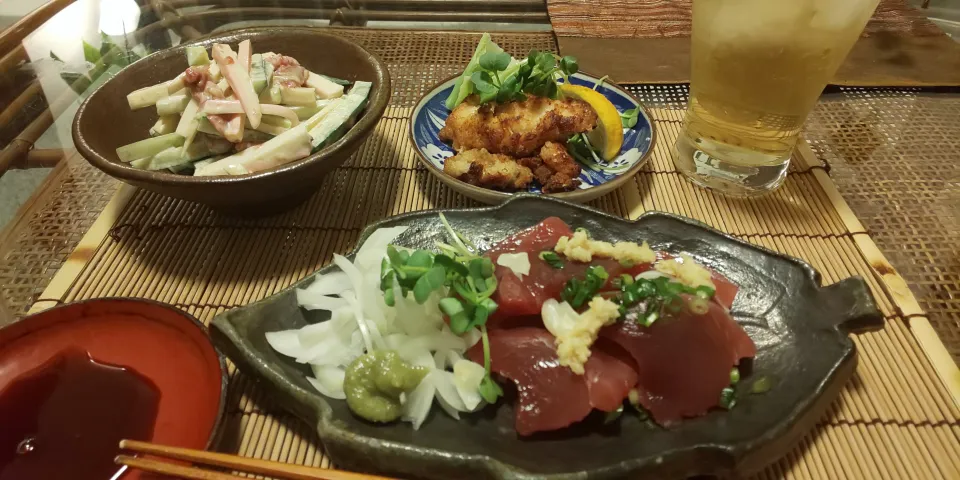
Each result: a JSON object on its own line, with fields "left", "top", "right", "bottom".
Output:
{"left": 83, "top": 40, "right": 101, "bottom": 64}
{"left": 99, "top": 32, "right": 118, "bottom": 57}
{"left": 61, "top": 72, "right": 91, "bottom": 95}
{"left": 479, "top": 51, "right": 511, "bottom": 72}
{"left": 49, "top": 51, "right": 62, "bottom": 62}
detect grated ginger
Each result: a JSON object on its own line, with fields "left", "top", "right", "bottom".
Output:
{"left": 655, "top": 254, "right": 716, "bottom": 290}
{"left": 555, "top": 296, "right": 622, "bottom": 374}
{"left": 554, "top": 230, "right": 655, "bottom": 265}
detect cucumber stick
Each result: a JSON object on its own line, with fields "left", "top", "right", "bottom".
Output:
{"left": 246, "top": 119, "right": 288, "bottom": 136}
{"left": 259, "top": 84, "right": 281, "bottom": 104}
{"left": 127, "top": 83, "right": 169, "bottom": 110}
{"left": 150, "top": 115, "right": 180, "bottom": 136}
{"left": 186, "top": 46, "right": 210, "bottom": 66}
{"left": 156, "top": 94, "right": 190, "bottom": 116}
{"left": 195, "top": 126, "right": 312, "bottom": 176}
{"left": 176, "top": 99, "right": 202, "bottom": 156}
{"left": 117, "top": 133, "right": 184, "bottom": 162}
{"left": 132, "top": 136, "right": 232, "bottom": 171}
{"left": 280, "top": 87, "right": 316, "bottom": 106}
{"left": 260, "top": 116, "right": 291, "bottom": 128}
{"left": 250, "top": 54, "right": 274, "bottom": 94}
{"left": 289, "top": 100, "right": 333, "bottom": 120}
{"left": 305, "top": 71, "right": 344, "bottom": 99}
{"left": 308, "top": 81, "right": 370, "bottom": 150}
{"left": 199, "top": 117, "right": 274, "bottom": 142}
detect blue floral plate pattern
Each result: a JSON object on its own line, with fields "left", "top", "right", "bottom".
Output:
{"left": 409, "top": 72, "right": 656, "bottom": 204}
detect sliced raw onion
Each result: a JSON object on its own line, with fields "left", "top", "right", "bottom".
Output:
{"left": 307, "top": 365, "right": 346, "bottom": 399}
{"left": 402, "top": 376, "right": 436, "bottom": 430}
{"left": 301, "top": 271, "right": 351, "bottom": 296}
{"left": 265, "top": 330, "right": 304, "bottom": 359}
{"left": 541, "top": 298, "right": 579, "bottom": 339}
{"left": 355, "top": 226, "right": 409, "bottom": 272}
{"left": 636, "top": 270, "right": 669, "bottom": 280}
{"left": 295, "top": 290, "right": 348, "bottom": 311}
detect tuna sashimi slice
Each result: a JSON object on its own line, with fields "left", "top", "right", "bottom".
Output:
{"left": 600, "top": 301, "right": 756, "bottom": 425}
{"left": 468, "top": 327, "right": 591, "bottom": 435}
{"left": 583, "top": 339, "right": 639, "bottom": 413}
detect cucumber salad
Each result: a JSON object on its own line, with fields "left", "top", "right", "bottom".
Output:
{"left": 118, "top": 40, "right": 370, "bottom": 176}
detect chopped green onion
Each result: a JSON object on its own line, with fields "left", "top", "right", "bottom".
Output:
{"left": 730, "top": 367, "right": 740, "bottom": 385}
{"left": 620, "top": 274, "right": 634, "bottom": 286}
{"left": 574, "top": 227, "right": 590, "bottom": 237}
{"left": 641, "top": 310, "right": 659, "bottom": 327}
{"left": 751, "top": 376, "right": 773, "bottom": 394}
{"left": 719, "top": 387, "right": 736, "bottom": 409}
{"left": 538, "top": 251, "right": 564, "bottom": 269}
{"left": 687, "top": 296, "right": 710, "bottom": 315}
{"left": 604, "top": 405, "right": 624, "bottom": 424}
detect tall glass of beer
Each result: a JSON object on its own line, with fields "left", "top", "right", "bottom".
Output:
{"left": 673, "top": 0, "right": 881, "bottom": 196}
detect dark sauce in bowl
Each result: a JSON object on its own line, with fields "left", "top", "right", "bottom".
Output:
{"left": 0, "top": 349, "right": 160, "bottom": 480}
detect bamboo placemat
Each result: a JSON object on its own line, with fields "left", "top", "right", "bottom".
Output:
{"left": 5, "top": 28, "right": 960, "bottom": 478}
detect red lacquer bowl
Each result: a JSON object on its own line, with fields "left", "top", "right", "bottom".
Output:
{"left": 0, "top": 298, "right": 227, "bottom": 479}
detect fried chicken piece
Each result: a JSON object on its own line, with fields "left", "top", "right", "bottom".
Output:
{"left": 518, "top": 142, "right": 582, "bottom": 193}
{"left": 439, "top": 95, "right": 598, "bottom": 158}
{"left": 444, "top": 148, "right": 534, "bottom": 191}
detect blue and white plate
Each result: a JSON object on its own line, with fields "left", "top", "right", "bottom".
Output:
{"left": 409, "top": 72, "right": 656, "bottom": 204}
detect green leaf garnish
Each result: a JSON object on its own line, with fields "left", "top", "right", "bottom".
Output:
{"left": 621, "top": 107, "right": 640, "bottom": 128}
{"left": 479, "top": 51, "right": 512, "bottom": 72}
{"left": 380, "top": 214, "right": 504, "bottom": 404}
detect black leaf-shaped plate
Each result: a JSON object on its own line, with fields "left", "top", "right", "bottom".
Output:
{"left": 210, "top": 195, "right": 883, "bottom": 480}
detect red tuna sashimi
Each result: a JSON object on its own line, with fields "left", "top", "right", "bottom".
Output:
{"left": 599, "top": 301, "right": 756, "bottom": 425}
{"left": 468, "top": 328, "right": 637, "bottom": 435}
{"left": 583, "top": 339, "right": 639, "bottom": 412}
{"left": 486, "top": 218, "right": 741, "bottom": 318}
{"left": 485, "top": 218, "right": 634, "bottom": 320}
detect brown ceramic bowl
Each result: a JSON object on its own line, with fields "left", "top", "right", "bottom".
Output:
{"left": 73, "top": 28, "right": 390, "bottom": 216}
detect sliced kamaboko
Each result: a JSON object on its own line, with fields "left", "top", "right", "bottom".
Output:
{"left": 599, "top": 301, "right": 756, "bottom": 425}
{"left": 212, "top": 43, "right": 262, "bottom": 128}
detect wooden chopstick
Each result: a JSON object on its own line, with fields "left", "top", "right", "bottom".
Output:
{"left": 117, "top": 439, "right": 396, "bottom": 480}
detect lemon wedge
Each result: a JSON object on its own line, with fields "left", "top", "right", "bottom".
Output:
{"left": 559, "top": 84, "right": 623, "bottom": 161}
